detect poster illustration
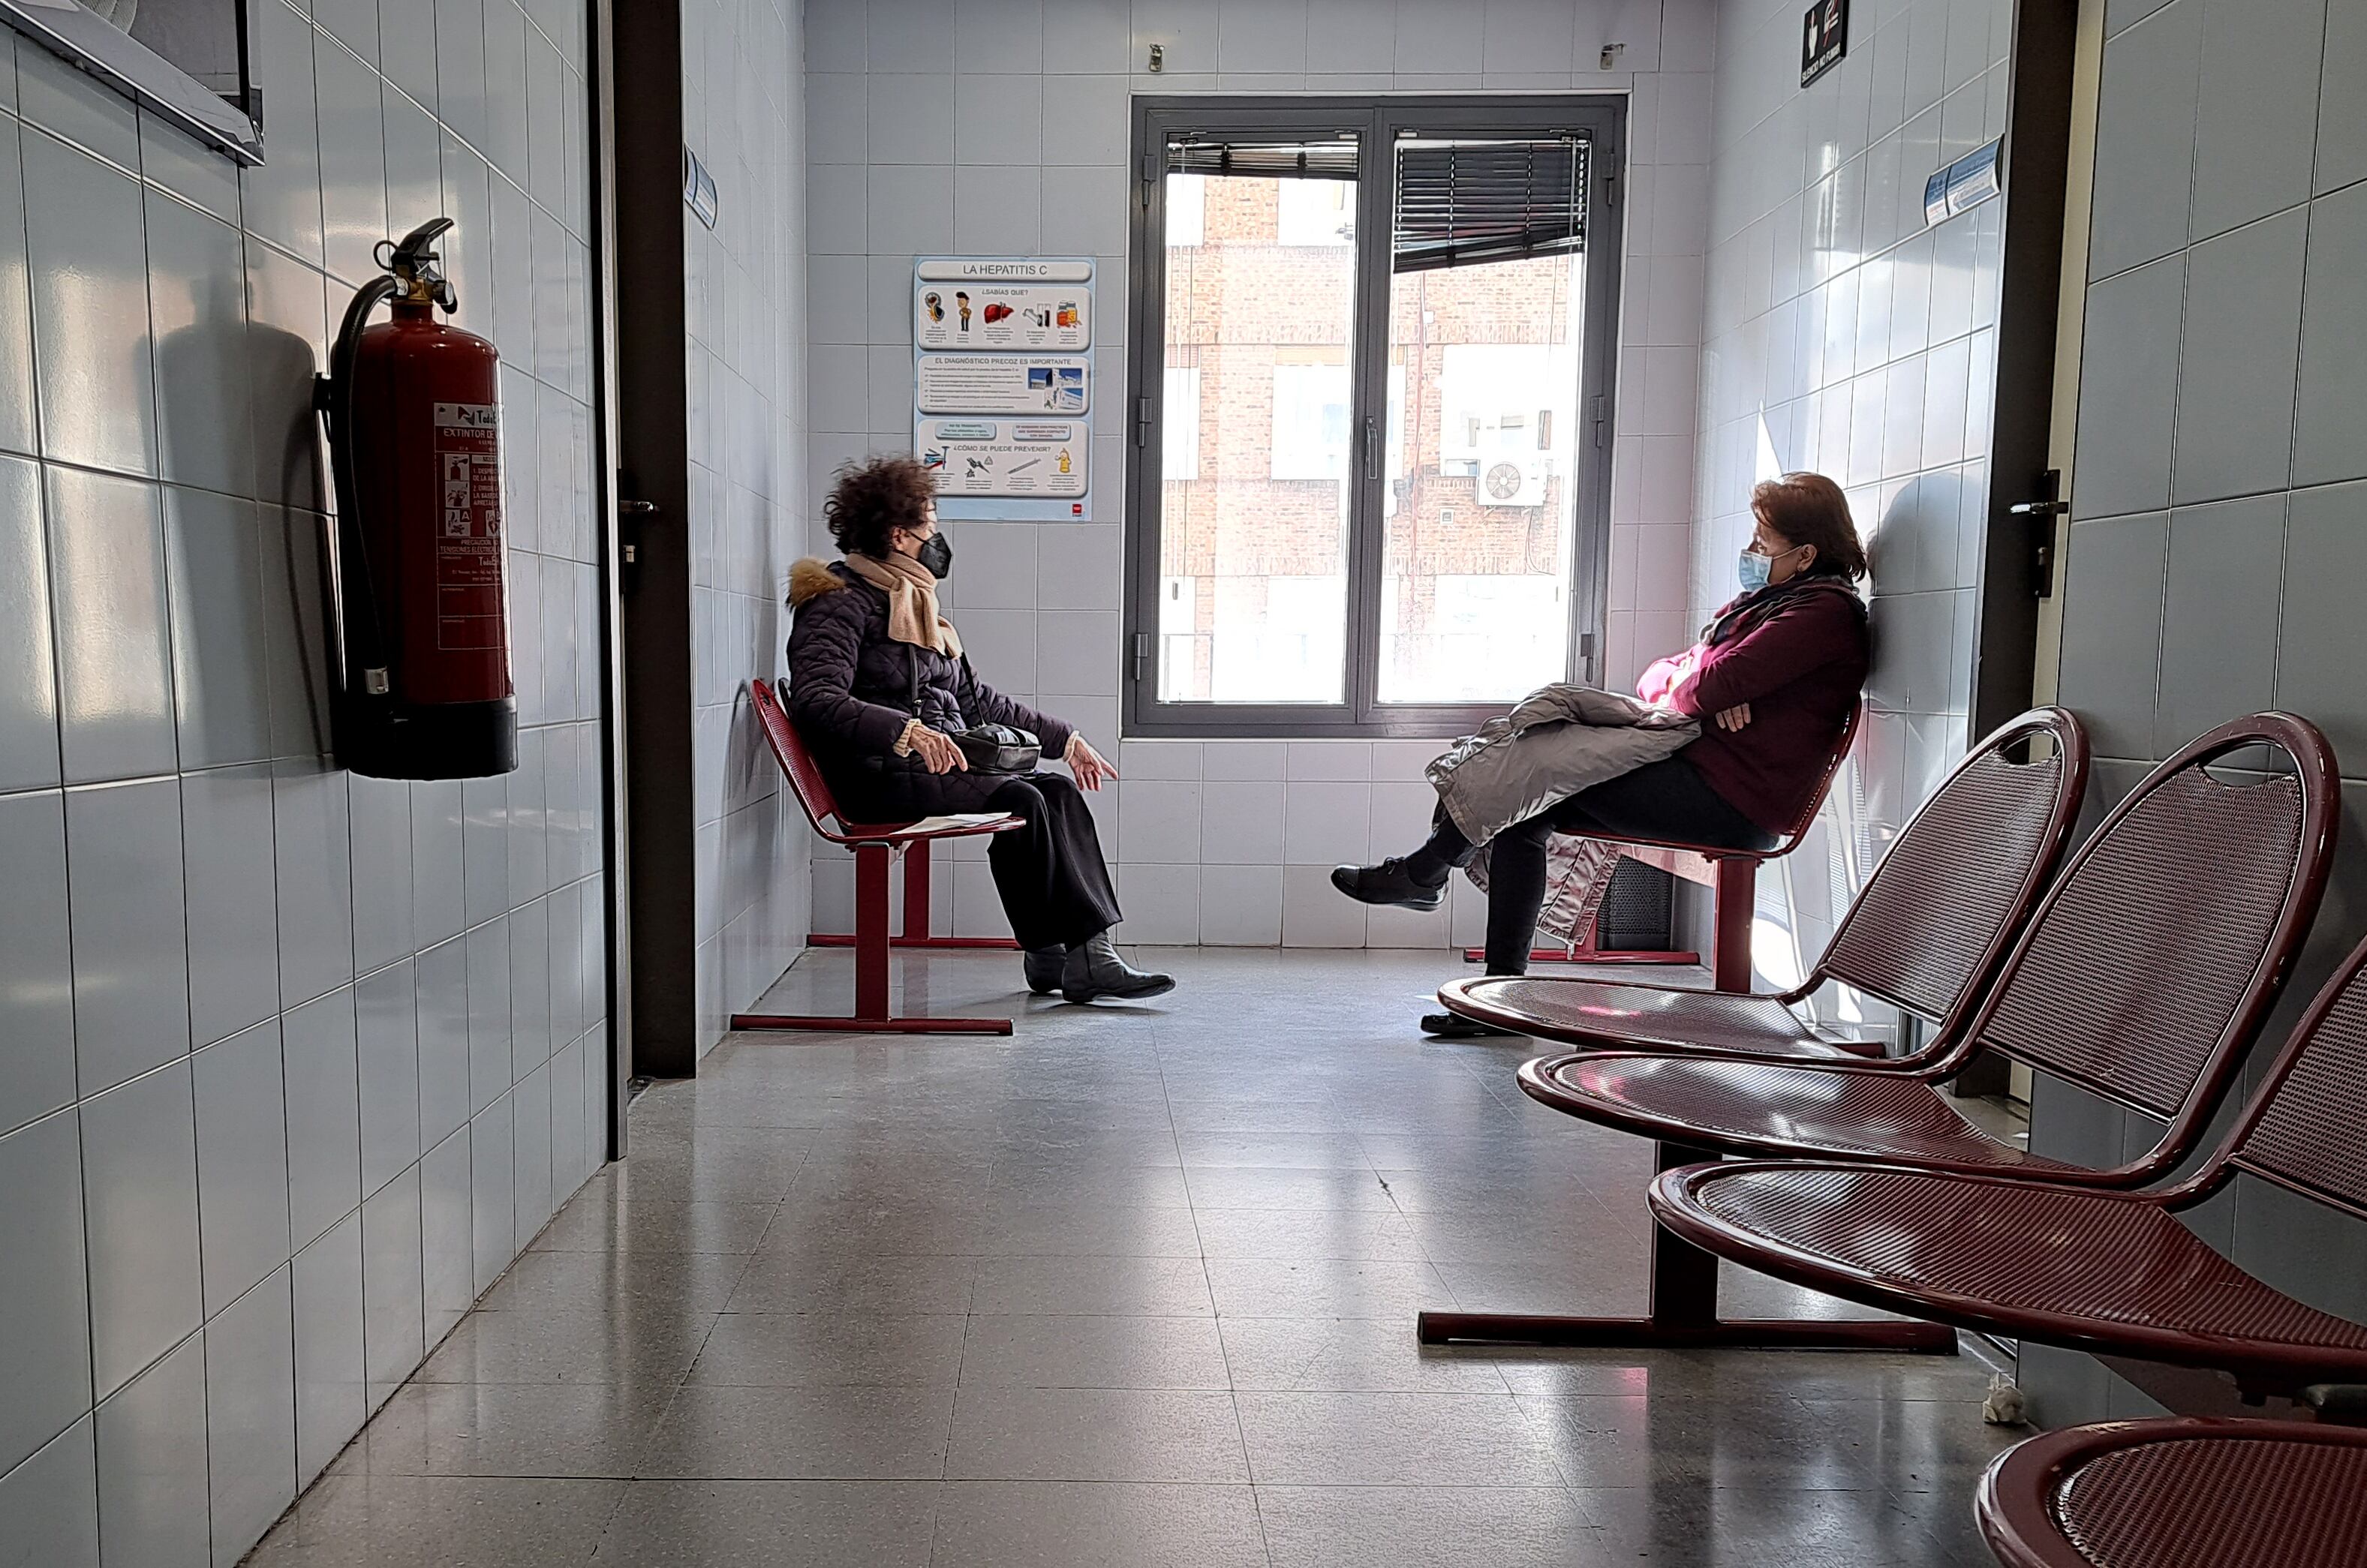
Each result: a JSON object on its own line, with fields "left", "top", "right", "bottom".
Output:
{"left": 915, "top": 282, "right": 1090, "bottom": 350}
{"left": 913, "top": 258, "right": 1096, "bottom": 518}
{"left": 916, "top": 418, "right": 1088, "bottom": 498}
{"left": 916, "top": 354, "right": 1090, "bottom": 416}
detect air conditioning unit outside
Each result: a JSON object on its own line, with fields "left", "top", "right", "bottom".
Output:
{"left": 1478, "top": 457, "right": 1550, "bottom": 508}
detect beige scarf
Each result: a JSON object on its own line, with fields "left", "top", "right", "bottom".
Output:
{"left": 841, "top": 551, "right": 962, "bottom": 657}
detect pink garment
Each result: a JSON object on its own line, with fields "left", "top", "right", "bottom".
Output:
{"left": 1635, "top": 644, "right": 1704, "bottom": 707}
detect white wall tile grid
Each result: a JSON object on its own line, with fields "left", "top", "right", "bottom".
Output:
{"left": 801, "top": 0, "right": 1719, "bottom": 950}
{"left": 2029, "top": 0, "right": 2367, "bottom": 1427}
{"left": 1683, "top": 0, "right": 2008, "bottom": 1014}
{"left": 684, "top": 0, "right": 814, "bottom": 1059}
{"left": 0, "top": 2, "right": 612, "bottom": 1560}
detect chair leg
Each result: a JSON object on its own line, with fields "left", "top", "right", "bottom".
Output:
{"left": 805, "top": 835, "right": 1020, "bottom": 951}
{"left": 733, "top": 840, "right": 1018, "bottom": 1038}
{"left": 902, "top": 840, "right": 932, "bottom": 942}
{"left": 1415, "top": 1140, "right": 1959, "bottom": 1353}
{"left": 853, "top": 840, "right": 892, "bottom": 1020}
{"left": 1711, "top": 858, "right": 1758, "bottom": 993}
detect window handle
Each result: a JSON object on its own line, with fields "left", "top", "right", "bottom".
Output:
{"left": 1362, "top": 414, "right": 1379, "bottom": 481}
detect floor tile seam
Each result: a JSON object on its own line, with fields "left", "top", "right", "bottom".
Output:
{"left": 567, "top": 1472, "right": 640, "bottom": 1566}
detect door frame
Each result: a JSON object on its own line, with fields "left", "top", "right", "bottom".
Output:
{"left": 1968, "top": 0, "right": 2085, "bottom": 736}
{"left": 585, "top": 0, "right": 635, "bottom": 1155}
{"left": 606, "top": 0, "right": 702, "bottom": 1081}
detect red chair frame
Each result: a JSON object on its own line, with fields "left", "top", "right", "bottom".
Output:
{"left": 1454, "top": 701, "right": 1865, "bottom": 990}
{"left": 732, "top": 677, "right": 1026, "bottom": 1037}
{"left": 1421, "top": 711, "right": 2334, "bottom": 1357}
{"left": 1438, "top": 707, "right": 2089, "bottom": 1059}
{"left": 1976, "top": 1419, "right": 2367, "bottom": 1568}
{"left": 1647, "top": 818, "right": 2367, "bottom": 1407}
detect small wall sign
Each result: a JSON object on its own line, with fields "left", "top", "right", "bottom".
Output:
{"left": 1923, "top": 137, "right": 2005, "bottom": 227}
{"left": 1801, "top": 0, "right": 1848, "bottom": 87}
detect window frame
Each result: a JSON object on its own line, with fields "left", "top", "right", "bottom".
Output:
{"left": 1123, "top": 94, "right": 1628, "bottom": 740}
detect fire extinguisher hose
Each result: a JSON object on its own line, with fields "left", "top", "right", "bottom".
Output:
{"left": 320, "top": 272, "right": 399, "bottom": 698}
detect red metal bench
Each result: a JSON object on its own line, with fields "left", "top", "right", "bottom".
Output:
{"left": 1418, "top": 712, "right": 2336, "bottom": 1355}
{"left": 729, "top": 677, "right": 1026, "bottom": 1037}
{"left": 1457, "top": 701, "right": 1866, "bottom": 984}
{"left": 1976, "top": 1418, "right": 2367, "bottom": 1568}
{"left": 1647, "top": 809, "right": 2367, "bottom": 1410}
{"left": 1438, "top": 707, "right": 2089, "bottom": 1059}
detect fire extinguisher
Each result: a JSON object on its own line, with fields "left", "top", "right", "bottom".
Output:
{"left": 315, "top": 217, "right": 518, "bottom": 780}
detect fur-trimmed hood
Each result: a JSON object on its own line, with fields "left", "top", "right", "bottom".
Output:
{"left": 788, "top": 557, "right": 850, "bottom": 608}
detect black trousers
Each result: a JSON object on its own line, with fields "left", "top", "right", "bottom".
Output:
{"left": 1417, "top": 756, "right": 1776, "bottom": 976}
{"left": 837, "top": 765, "right": 1121, "bottom": 951}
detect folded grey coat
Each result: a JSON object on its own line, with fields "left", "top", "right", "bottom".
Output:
{"left": 1426, "top": 683, "right": 1701, "bottom": 849}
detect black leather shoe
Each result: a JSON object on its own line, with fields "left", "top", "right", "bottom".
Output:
{"left": 1331, "top": 858, "right": 1447, "bottom": 910}
{"left": 1061, "top": 933, "right": 1177, "bottom": 1003}
{"left": 1023, "top": 945, "right": 1068, "bottom": 995}
{"left": 1421, "top": 1011, "right": 1518, "bottom": 1039}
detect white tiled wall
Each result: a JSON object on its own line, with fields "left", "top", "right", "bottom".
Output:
{"left": 686, "top": 0, "right": 812, "bottom": 1056}
{"left": 0, "top": 1, "right": 610, "bottom": 1560}
{"left": 2027, "top": 0, "right": 2367, "bottom": 1428}
{"left": 1689, "top": 0, "right": 2008, "bottom": 1005}
{"left": 801, "top": 0, "right": 1718, "bottom": 949}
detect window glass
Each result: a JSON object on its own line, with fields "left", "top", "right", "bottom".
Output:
{"left": 1154, "top": 165, "right": 1360, "bottom": 706}
{"left": 1130, "top": 110, "right": 1615, "bottom": 733}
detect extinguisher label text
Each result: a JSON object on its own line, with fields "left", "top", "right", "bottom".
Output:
{"left": 432, "top": 401, "right": 506, "bottom": 653}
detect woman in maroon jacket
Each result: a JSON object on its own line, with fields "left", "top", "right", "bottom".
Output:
{"left": 1334, "top": 472, "right": 1869, "bottom": 1035}
{"left": 787, "top": 456, "right": 1172, "bottom": 1005}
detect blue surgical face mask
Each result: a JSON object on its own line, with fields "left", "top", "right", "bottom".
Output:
{"left": 1737, "top": 547, "right": 1773, "bottom": 593}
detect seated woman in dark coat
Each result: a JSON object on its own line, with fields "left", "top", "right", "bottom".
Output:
{"left": 786, "top": 455, "right": 1172, "bottom": 1004}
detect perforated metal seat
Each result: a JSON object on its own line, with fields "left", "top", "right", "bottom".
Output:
{"left": 1654, "top": 1163, "right": 2367, "bottom": 1389}
{"left": 1439, "top": 707, "right": 2089, "bottom": 1059}
{"left": 1520, "top": 713, "right": 2338, "bottom": 1189}
{"left": 1525, "top": 1053, "right": 2090, "bottom": 1171}
{"left": 1416, "top": 713, "right": 2338, "bottom": 1356}
{"left": 1978, "top": 1419, "right": 2367, "bottom": 1568}
{"left": 1448, "top": 978, "right": 1866, "bottom": 1059}
{"left": 1652, "top": 902, "right": 2367, "bottom": 1403}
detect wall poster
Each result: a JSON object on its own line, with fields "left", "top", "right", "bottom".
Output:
{"left": 912, "top": 257, "right": 1096, "bottom": 520}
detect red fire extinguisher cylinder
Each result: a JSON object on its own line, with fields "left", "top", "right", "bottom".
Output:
{"left": 323, "top": 218, "right": 519, "bottom": 780}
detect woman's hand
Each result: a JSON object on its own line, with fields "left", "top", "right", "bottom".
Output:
{"left": 1714, "top": 703, "right": 1753, "bottom": 732}
{"left": 910, "top": 726, "right": 968, "bottom": 774}
{"left": 1065, "top": 734, "right": 1117, "bottom": 792}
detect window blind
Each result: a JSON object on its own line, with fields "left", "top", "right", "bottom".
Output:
{"left": 1165, "top": 138, "right": 1361, "bottom": 181}
{"left": 1391, "top": 137, "right": 1589, "bottom": 273}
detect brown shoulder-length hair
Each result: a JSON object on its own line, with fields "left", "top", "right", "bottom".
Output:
{"left": 823, "top": 454, "right": 937, "bottom": 558}
{"left": 1751, "top": 472, "right": 1868, "bottom": 583}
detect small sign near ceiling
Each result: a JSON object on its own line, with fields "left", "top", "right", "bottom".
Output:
{"left": 1801, "top": 0, "right": 1848, "bottom": 87}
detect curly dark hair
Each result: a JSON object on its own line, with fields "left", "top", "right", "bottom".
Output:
{"left": 823, "top": 454, "right": 937, "bottom": 558}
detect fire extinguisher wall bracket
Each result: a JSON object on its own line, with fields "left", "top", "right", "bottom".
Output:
{"left": 318, "top": 217, "right": 520, "bottom": 782}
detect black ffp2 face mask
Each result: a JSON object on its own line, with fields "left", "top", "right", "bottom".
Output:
{"left": 917, "top": 532, "right": 953, "bottom": 579}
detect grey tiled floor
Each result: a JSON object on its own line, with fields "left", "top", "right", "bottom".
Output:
{"left": 251, "top": 948, "right": 2021, "bottom": 1566}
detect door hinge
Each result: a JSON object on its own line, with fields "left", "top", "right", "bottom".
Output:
{"left": 2007, "top": 470, "right": 2069, "bottom": 598}
{"left": 1134, "top": 395, "right": 1153, "bottom": 448}
{"left": 1140, "top": 147, "right": 1162, "bottom": 201}
{"left": 1131, "top": 631, "right": 1150, "bottom": 683}
{"left": 1600, "top": 149, "right": 1621, "bottom": 212}
{"left": 1590, "top": 395, "right": 1608, "bottom": 449}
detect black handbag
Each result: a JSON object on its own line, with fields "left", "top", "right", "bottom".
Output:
{"left": 907, "top": 647, "right": 1042, "bottom": 774}
{"left": 952, "top": 722, "right": 1041, "bottom": 774}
